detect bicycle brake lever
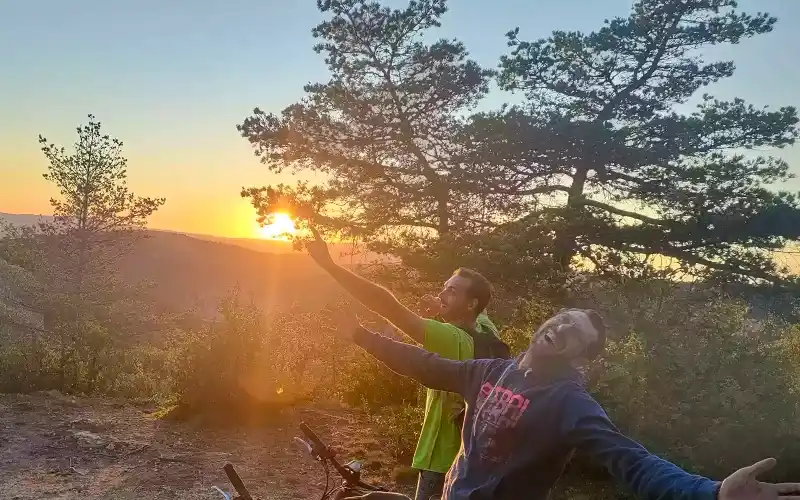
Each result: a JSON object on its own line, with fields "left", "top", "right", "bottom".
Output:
{"left": 211, "top": 486, "right": 232, "bottom": 500}
{"left": 293, "top": 437, "right": 314, "bottom": 456}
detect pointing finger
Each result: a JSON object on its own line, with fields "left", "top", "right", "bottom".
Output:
{"left": 309, "top": 226, "right": 322, "bottom": 241}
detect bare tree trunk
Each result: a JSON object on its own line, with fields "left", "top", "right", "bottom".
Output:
{"left": 554, "top": 165, "right": 589, "bottom": 271}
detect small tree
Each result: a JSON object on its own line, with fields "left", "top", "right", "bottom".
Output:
{"left": 0, "top": 114, "right": 165, "bottom": 393}
{"left": 489, "top": 0, "right": 800, "bottom": 287}
{"left": 38, "top": 114, "right": 165, "bottom": 295}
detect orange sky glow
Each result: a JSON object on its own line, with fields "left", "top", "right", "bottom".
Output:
{"left": 0, "top": 133, "right": 317, "bottom": 240}
{"left": 1, "top": 0, "right": 799, "bottom": 243}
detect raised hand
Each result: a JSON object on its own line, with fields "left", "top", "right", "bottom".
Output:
{"left": 719, "top": 458, "right": 800, "bottom": 500}
{"left": 305, "top": 227, "right": 333, "bottom": 267}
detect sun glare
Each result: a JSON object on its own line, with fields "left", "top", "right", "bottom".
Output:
{"left": 258, "top": 213, "right": 297, "bottom": 240}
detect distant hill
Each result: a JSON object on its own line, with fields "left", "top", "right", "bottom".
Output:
{"left": 186, "top": 232, "right": 382, "bottom": 264}
{"left": 117, "top": 231, "right": 343, "bottom": 317}
{"left": 0, "top": 212, "right": 53, "bottom": 229}
{"left": 0, "top": 212, "right": 380, "bottom": 319}
{"left": 0, "top": 212, "right": 379, "bottom": 260}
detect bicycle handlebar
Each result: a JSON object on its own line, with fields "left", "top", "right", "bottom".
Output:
{"left": 300, "top": 422, "right": 357, "bottom": 482}
{"left": 293, "top": 436, "right": 313, "bottom": 455}
{"left": 298, "top": 421, "right": 386, "bottom": 493}
{"left": 221, "top": 423, "right": 386, "bottom": 499}
{"left": 299, "top": 422, "right": 330, "bottom": 459}
{"left": 223, "top": 463, "right": 253, "bottom": 500}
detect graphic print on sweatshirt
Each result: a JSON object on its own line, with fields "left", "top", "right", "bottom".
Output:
{"left": 473, "top": 381, "right": 531, "bottom": 464}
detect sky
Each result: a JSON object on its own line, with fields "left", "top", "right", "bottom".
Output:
{"left": 1, "top": 0, "right": 799, "bottom": 238}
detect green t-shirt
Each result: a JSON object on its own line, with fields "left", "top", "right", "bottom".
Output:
{"left": 412, "top": 313, "right": 498, "bottom": 473}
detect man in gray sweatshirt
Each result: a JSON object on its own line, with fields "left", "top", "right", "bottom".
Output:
{"left": 334, "top": 309, "right": 800, "bottom": 500}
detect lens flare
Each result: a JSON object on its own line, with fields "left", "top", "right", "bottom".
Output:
{"left": 258, "top": 213, "right": 296, "bottom": 240}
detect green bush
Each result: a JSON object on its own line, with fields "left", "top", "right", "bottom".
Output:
{"left": 335, "top": 352, "right": 426, "bottom": 463}
{"left": 167, "top": 289, "right": 346, "bottom": 418}
{"left": 366, "top": 403, "right": 425, "bottom": 463}
{"left": 0, "top": 331, "right": 52, "bottom": 393}
{"left": 572, "top": 279, "right": 800, "bottom": 488}
{"left": 335, "top": 348, "right": 422, "bottom": 409}
{"left": 0, "top": 321, "right": 171, "bottom": 397}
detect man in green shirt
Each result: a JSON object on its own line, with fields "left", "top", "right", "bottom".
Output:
{"left": 411, "top": 308, "right": 500, "bottom": 500}
{"left": 305, "top": 229, "right": 504, "bottom": 500}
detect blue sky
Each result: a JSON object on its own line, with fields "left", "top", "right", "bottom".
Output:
{"left": 1, "top": 0, "right": 798, "bottom": 237}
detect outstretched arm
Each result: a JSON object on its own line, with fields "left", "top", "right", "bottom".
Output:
{"left": 332, "top": 311, "right": 489, "bottom": 396}
{"left": 353, "top": 325, "right": 476, "bottom": 395}
{"left": 306, "top": 228, "right": 425, "bottom": 343}
{"left": 567, "top": 400, "right": 718, "bottom": 500}
{"left": 566, "top": 392, "right": 800, "bottom": 500}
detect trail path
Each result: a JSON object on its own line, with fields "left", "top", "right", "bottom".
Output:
{"left": 0, "top": 392, "right": 406, "bottom": 499}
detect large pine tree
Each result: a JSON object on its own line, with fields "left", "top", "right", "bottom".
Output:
{"left": 488, "top": 0, "right": 800, "bottom": 286}
{"left": 240, "top": 0, "right": 800, "bottom": 290}
{"left": 238, "top": 0, "right": 512, "bottom": 241}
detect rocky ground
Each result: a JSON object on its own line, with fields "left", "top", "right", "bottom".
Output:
{"left": 0, "top": 392, "right": 411, "bottom": 499}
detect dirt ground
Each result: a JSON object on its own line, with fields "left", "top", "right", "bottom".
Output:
{"left": 0, "top": 392, "right": 411, "bottom": 500}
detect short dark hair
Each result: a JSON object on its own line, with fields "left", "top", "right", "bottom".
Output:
{"left": 453, "top": 268, "right": 492, "bottom": 315}
{"left": 584, "top": 309, "right": 607, "bottom": 361}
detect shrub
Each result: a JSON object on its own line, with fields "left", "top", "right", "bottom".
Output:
{"left": 366, "top": 403, "right": 425, "bottom": 463}
{"left": 0, "top": 320, "right": 172, "bottom": 397}
{"left": 335, "top": 348, "right": 422, "bottom": 409}
{"left": 167, "top": 289, "right": 346, "bottom": 419}
{"left": 575, "top": 279, "right": 800, "bottom": 486}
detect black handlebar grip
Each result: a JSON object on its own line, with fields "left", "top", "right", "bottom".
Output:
{"left": 299, "top": 422, "right": 329, "bottom": 457}
{"left": 223, "top": 463, "right": 253, "bottom": 500}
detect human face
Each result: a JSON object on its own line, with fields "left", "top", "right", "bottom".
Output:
{"left": 437, "top": 275, "right": 477, "bottom": 322}
{"left": 526, "top": 309, "right": 599, "bottom": 361}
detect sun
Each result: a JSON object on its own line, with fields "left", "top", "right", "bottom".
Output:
{"left": 258, "top": 213, "right": 297, "bottom": 240}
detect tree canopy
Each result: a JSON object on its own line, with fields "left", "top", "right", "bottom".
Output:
{"left": 240, "top": 0, "right": 800, "bottom": 290}
{"left": 238, "top": 0, "right": 507, "bottom": 239}
{"left": 493, "top": 0, "right": 800, "bottom": 286}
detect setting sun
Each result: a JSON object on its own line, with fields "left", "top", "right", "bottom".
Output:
{"left": 258, "top": 212, "right": 297, "bottom": 240}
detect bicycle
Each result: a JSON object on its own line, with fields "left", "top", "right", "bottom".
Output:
{"left": 214, "top": 422, "right": 388, "bottom": 500}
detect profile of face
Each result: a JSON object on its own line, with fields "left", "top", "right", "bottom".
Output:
{"left": 437, "top": 275, "right": 478, "bottom": 322}
{"left": 525, "top": 309, "right": 601, "bottom": 364}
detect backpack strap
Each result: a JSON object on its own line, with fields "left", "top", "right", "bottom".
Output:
{"left": 460, "top": 326, "right": 511, "bottom": 360}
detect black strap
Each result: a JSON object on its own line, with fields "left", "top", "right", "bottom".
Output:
{"left": 460, "top": 326, "right": 511, "bottom": 360}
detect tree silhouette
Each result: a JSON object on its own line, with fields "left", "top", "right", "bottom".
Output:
{"left": 38, "top": 114, "right": 165, "bottom": 294}
{"left": 490, "top": 0, "right": 800, "bottom": 286}
{"left": 240, "top": 0, "right": 800, "bottom": 289}
{"left": 238, "top": 0, "right": 508, "bottom": 241}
